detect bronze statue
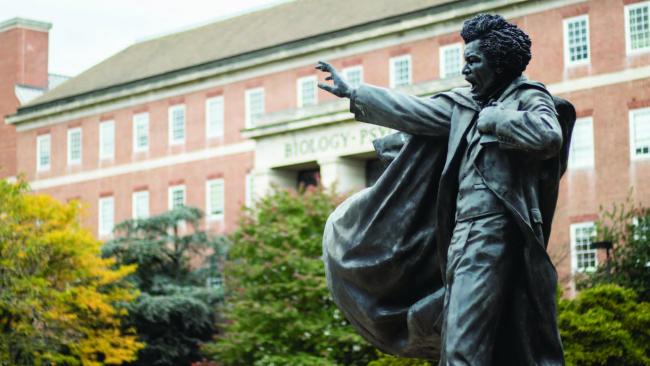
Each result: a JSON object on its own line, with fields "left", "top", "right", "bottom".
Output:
{"left": 319, "top": 14, "right": 575, "bottom": 365}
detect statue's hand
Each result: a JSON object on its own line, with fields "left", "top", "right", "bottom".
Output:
{"left": 315, "top": 61, "right": 353, "bottom": 98}
{"left": 476, "top": 106, "right": 502, "bottom": 134}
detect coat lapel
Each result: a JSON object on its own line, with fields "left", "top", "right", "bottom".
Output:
{"left": 441, "top": 88, "right": 479, "bottom": 168}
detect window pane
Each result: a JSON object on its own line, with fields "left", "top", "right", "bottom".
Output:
{"left": 565, "top": 16, "right": 590, "bottom": 64}
{"left": 207, "top": 180, "right": 224, "bottom": 218}
{"left": 99, "top": 197, "right": 114, "bottom": 236}
{"left": 246, "top": 88, "right": 264, "bottom": 128}
{"left": 629, "top": 5, "right": 650, "bottom": 51}
{"left": 37, "top": 135, "right": 51, "bottom": 170}
{"left": 68, "top": 129, "right": 82, "bottom": 164}
{"left": 569, "top": 117, "right": 594, "bottom": 168}
{"left": 343, "top": 66, "right": 363, "bottom": 89}
{"left": 633, "top": 109, "right": 650, "bottom": 158}
{"left": 206, "top": 97, "right": 224, "bottom": 138}
{"left": 100, "top": 121, "right": 115, "bottom": 159}
{"left": 298, "top": 77, "right": 317, "bottom": 108}
{"left": 169, "top": 107, "right": 185, "bottom": 143}
{"left": 572, "top": 223, "right": 596, "bottom": 271}
{"left": 132, "top": 191, "right": 149, "bottom": 219}
{"left": 170, "top": 187, "right": 185, "bottom": 209}
{"left": 391, "top": 56, "right": 411, "bottom": 87}
{"left": 440, "top": 44, "right": 462, "bottom": 78}
{"left": 134, "top": 113, "right": 149, "bottom": 151}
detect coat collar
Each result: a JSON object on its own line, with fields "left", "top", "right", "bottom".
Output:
{"left": 445, "top": 75, "right": 543, "bottom": 111}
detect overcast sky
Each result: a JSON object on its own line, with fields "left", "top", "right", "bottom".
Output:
{"left": 1, "top": 0, "right": 285, "bottom": 77}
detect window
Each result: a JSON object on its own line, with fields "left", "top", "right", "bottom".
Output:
{"left": 564, "top": 15, "right": 590, "bottom": 66}
{"left": 389, "top": 54, "right": 412, "bottom": 88}
{"left": 99, "top": 120, "right": 115, "bottom": 160}
{"left": 630, "top": 107, "right": 650, "bottom": 160}
{"left": 297, "top": 76, "right": 318, "bottom": 108}
{"left": 439, "top": 43, "right": 463, "bottom": 78}
{"left": 98, "top": 196, "right": 114, "bottom": 237}
{"left": 67, "top": 127, "right": 82, "bottom": 165}
{"left": 168, "top": 105, "right": 186, "bottom": 145}
{"left": 245, "top": 173, "right": 255, "bottom": 207}
{"left": 625, "top": 2, "right": 650, "bottom": 54}
{"left": 133, "top": 113, "right": 149, "bottom": 152}
{"left": 571, "top": 222, "right": 597, "bottom": 272}
{"left": 206, "top": 179, "right": 225, "bottom": 220}
{"left": 245, "top": 87, "right": 265, "bottom": 128}
{"left": 36, "top": 134, "right": 51, "bottom": 171}
{"left": 569, "top": 117, "right": 594, "bottom": 169}
{"left": 168, "top": 185, "right": 186, "bottom": 210}
{"left": 132, "top": 190, "right": 149, "bottom": 219}
{"left": 342, "top": 65, "right": 364, "bottom": 89}
{"left": 206, "top": 96, "right": 224, "bottom": 138}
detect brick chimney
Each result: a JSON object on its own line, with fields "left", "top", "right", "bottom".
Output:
{"left": 0, "top": 17, "right": 51, "bottom": 178}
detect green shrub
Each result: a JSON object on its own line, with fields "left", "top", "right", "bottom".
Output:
{"left": 559, "top": 285, "right": 650, "bottom": 366}
{"left": 203, "top": 186, "right": 376, "bottom": 366}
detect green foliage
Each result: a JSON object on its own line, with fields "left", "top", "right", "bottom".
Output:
{"left": 559, "top": 285, "right": 650, "bottom": 366}
{"left": 367, "top": 352, "right": 433, "bottom": 366}
{"left": 104, "top": 206, "right": 226, "bottom": 366}
{"left": 203, "top": 186, "right": 377, "bottom": 365}
{"left": 583, "top": 198, "right": 650, "bottom": 301}
{"left": 0, "top": 179, "right": 142, "bottom": 365}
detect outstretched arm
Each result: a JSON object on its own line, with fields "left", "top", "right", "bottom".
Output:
{"left": 316, "top": 61, "right": 452, "bottom": 137}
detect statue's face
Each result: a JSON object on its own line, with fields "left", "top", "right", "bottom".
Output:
{"left": 462, "top": 40, "right": 501, "bottom": 100}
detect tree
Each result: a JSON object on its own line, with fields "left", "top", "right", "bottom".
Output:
{"left": 103, "top": 206, "right": 226, "bottom": 366}
{"left": 582, "top": 198, "right": 650, "bottom": 301}
{"left": 558, "top": 285, "right": 650, "bottom": 366}
{"left": 203, "top": 186, "right": 377, "bottom": 366}
{"left": 0, "top": 179, "right": 142, "bottom": 365}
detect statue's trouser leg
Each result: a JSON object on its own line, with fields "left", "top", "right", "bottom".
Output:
{"left": 439, "top": 213, "right": 519, "bottom": 366}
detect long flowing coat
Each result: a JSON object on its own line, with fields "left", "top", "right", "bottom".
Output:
{"left": 323, "top": 76, "right": 575, "bottom": 365}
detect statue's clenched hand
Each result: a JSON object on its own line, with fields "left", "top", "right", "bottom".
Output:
{"left": 476, "top": 106, "right": 503, "bottom": 134}
{"left": 315, "top": 61, "right": 353, "bottom": 98}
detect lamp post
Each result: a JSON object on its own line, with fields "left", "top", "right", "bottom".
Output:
{"left": 591, "top": 240, "right": 613, "bottom": 280}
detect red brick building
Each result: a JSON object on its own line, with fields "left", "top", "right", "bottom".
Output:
{"left": 4, "top": 0, "right": 650, "bottom": 292}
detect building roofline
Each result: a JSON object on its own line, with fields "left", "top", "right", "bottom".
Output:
{"left": 8, "top": 0, "right": 467, "bottom": 120}
{"left": 0, "top": 17, "right": 52, "bottom": 33}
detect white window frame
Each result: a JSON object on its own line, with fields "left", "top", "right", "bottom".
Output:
{"left": 342, "top": 65, "right": 364, "bottom": 89}
{"left": 297, "top": 75, "right": 318, "bottom": 108}
{"left": 132, "top": 190, "right": 149, "bottom": 219}
{"left": 570, "top": 222, "right": 597, "bottom": 273}
{"left": 206, "top": 96, "right": 225, "bottom": 139}
{"left": 98, "top": 196, "right": 114, "bottom": 237}
{"left": 245, "top": 173, "right": 255, "bottom": 208}
{"left": 245, "top": 87, "right": 265, "bottom": 129}
{"left": 36, "top": 134, "right": 51, "bottom": 171}
{"left": 563, "top": 15, "right": 591, "bottom": 67}
{"left": 67, "top": 127, "right": 82, "bottom": 166}
{"left": 168, "top": 185, "right": 186, "bottom": 210}
{"left": 439, "top": 43, "right": 463, "bottom": 78}
{"left": 99, "top": 120, "right": 115, "bottom": 160}
{"left": 629, "top": 107, "right": 650, "bottom": 160}
{"left": 568, "top": 117, "right": 595, "bottom": 169}
{"left": 389, "top": 54, "right": 412, "bottom": 88}
{"left": 132, "top": 112, "right": 149, "bottom": 153}
{"left": 168, "top": 105, "right": 186, "bottom": 145}
{"left": 206, "top": 179, "right": 225, "bottom": 221}
{"left": 625, "top": 1, "right": 650, "bottom": 55}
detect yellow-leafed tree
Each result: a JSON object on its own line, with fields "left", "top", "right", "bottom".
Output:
{"left": 0, "top": 179, "right": 143, "bottom": 365}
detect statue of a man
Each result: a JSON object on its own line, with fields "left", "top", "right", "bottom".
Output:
{"left": 318, "top": 14, "right": 570, "bottom": 365}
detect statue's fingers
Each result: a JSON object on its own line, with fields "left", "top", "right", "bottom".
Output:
{"left": 318, "top": 83, "right": 334, "bottom": 93}
{"left": 317, "top": 60, "right": 332, "bottom": 71}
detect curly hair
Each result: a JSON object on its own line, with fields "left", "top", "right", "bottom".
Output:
{"left": 460, "top": 14, "right": 532, "bottom": 79}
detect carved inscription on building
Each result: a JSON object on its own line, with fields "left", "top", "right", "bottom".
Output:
{"left": 283, "top": 125, "right": 393, "bottom": 159}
